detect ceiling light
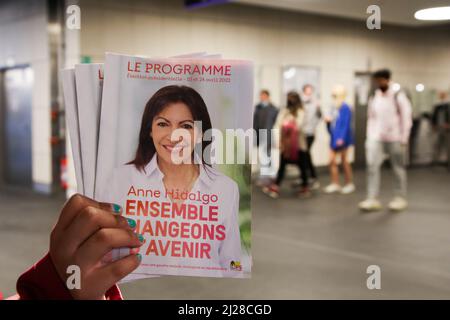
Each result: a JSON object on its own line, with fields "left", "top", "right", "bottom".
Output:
{"left": 416, "top": 84, "right": 425, "bottom": 92}
{"left": 392, "top": 83, "right": 401, "bottom": 92}
{"left": 415, "top": 7, "right": 450, "bottom": 20}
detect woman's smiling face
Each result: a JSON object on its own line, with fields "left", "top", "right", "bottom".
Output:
{"left": 151, "top": 102, "right": 198, "bottom": 165}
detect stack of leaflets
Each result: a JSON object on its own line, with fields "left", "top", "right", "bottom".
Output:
{"left": 62, "top": 52, "right": 253, "bottom": 281}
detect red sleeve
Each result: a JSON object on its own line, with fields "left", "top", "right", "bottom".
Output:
{"left": 14, "top": 253, "right": 123, "bottom": 300}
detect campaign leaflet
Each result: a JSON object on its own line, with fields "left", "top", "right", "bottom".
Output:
{"left": 75, "top": 63, "right": 103, "bottom": 198}
{"left": 74, "top": 55, "right": 219, "bottom": 199}
{"left": 96, "top": 53, "right": 253, "bottom": 278}
{"left": 72, "top": 63, "right": 153, "bottom": 283}
{"left": 61, "top": 69, "right": 84, "bottom": 194}
{"left": 73, "top": 53, "right": 225, "bottom": 281}
{"left": 63, "top": 54, "right": 226, "bottom": 283}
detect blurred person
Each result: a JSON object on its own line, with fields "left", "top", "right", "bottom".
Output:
{"left": 262, "top": 91, "right": 310, "bottom": 198}
{"left": 431, "top": 91, "right": 450, "bottom": 165}
{"left": 359, "top": 69, "right": 413, "bottom": 212}
{"left": 253, "top": 89, "right": 279, "bottom": 185}
{"left": 3, "top": 194, "right": 143, "bottom": 299}
{"left": 323, "top": 85, "right": 355, "bottom": 194}
{"left": 301, "top": 84, "right": 321, "bottom": 190}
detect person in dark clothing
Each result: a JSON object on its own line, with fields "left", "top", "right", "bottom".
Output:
{"left": 431, "top": 91, "right": 450, "bottom": 166}
{"left": 253, "top": 90, "right": 279, "bottom": 182}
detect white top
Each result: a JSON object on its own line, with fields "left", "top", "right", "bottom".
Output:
{"left": 99, "top": 155, "right": 243, "bottom": 278}
{"left": 302, "top": 96, "right": 321, "bottom": 136}
{"left": 367, "top": 85, "right": 413, "bottom": 144}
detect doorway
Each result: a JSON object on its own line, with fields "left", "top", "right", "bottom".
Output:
{"left": 282, "top": 65, "right": 320, "bottom": 100}
{"left": 0, "top": 67, "right": 33, "bottom": 187}
{"left": 353, "top": 72, "right": 373, "bottom": 168}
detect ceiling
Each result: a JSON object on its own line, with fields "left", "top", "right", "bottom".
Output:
{"left": 232, "top": 0, "right": 450, "bottom": 26}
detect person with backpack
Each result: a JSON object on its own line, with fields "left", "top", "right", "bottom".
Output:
{"left": 359, "top": 69, "right": 413, "bottom": 212}
{"left": 323, "top": 85, "right": 355, "bottom": 194}
{"left": 262, "top": 91, "right": 310, "bottom": 198}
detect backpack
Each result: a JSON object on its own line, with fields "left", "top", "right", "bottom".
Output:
{"left": 368, "top": 89, "right": 412, "bottom": 120}
{"left": 281, "top": 119, "right": 299, "bottom": 162}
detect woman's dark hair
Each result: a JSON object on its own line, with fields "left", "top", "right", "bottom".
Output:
{"left": 129, "top": 85, "right": 212, "bottom": 172}
{"left": 286, "top": 91, "right": 303, "bottom": 116}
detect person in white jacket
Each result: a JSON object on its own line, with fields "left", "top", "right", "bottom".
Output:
{"left": 359, "top": 69, "right": 413, "bottom": 212}
{"left": 301, "top": 84, "right": 321, "bottom": 190}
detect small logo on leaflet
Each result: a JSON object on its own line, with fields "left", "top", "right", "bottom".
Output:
{"left": 230, "top": 260, "right": 242, "bottom": 271}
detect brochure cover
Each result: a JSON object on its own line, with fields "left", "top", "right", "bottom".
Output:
{"left": 75, "top": 63, "right": 103, "bottom": 198}
{"left": 96, "top": 53, "right": 253, "bottom": 278}
{"left": 74, "top": 55, "right": 215, "bottom": 198}
{"left": 61, "top": 68, "right": 84, "bottom": 194}
{"left": 73, "top": 55, "right": 225, "bottom": 282}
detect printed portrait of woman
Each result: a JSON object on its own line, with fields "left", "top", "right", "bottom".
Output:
{"left": 101, "top": 85, "right": 243, "bottom": 277}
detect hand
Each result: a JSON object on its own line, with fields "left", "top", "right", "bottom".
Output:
{"left": 49, "top": 194, "right": 143, "bottom": 300}
{"left": 336, "top": 139, "right": 344, "bottom": 147}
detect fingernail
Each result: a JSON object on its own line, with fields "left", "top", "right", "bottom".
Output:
{"left": 130, "top": 247, "right": 140, "bottom": 254}
{"left": 126, "top": 218, "right": 136, "bottom": 229}
{"left": 137, "top": 233, "right": 145, "bottom": 243}
{"left": 136, "top": 253, "right": 142, "bottom": 262}
{"left": 112, "top": 204, "right": 122, "bottom": 214}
